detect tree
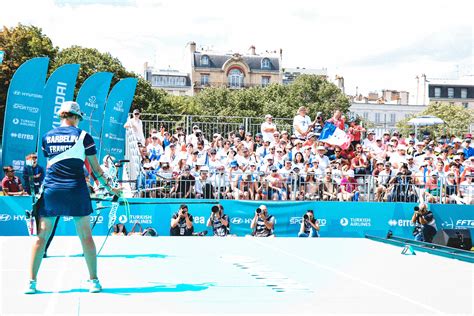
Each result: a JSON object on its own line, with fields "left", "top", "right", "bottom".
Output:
{"left": 396, "top": 102, "right": 474, "bottom": 138}
{"left": 0, "top": 24, "right": 57, "bottom": 134}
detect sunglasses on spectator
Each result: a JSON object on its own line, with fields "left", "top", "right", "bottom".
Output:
{"left": 134, "top": 113, "right": 140, "bottom": 116}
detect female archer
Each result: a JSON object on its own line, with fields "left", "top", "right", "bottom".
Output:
{"left": 25, "top": 101, "right": 120, "bottom": 294}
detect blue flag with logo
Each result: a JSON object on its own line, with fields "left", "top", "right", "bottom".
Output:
{"left": 1, "top": 57, "right": 49, "bottom": 171}
{"left": 77, "top": 72, "right": 113, "bottom": 147}
{"left": 99, "top": 78, "right": 138, "bottom": 162}
{"left": 37, "top": 64, "right": 80, "bottom": 169}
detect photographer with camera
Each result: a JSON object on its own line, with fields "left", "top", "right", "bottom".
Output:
{"left": 170, "top": 204, "right": 194, "bottom": 236}
{"left": 298, "top": 210, "right": 320, "bottom": 237}
{"left": 250, "top": 205, "right": 275, "bottom": 237}
{"left": 207, "top": 204, "right": 230, "bottom": 237}
{"left": 411, "top": 203, "right": 437, "bottom": 243}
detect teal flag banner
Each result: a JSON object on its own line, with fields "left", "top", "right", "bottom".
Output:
{"left": 37, "top": 64, "right": 80, "bottom": 169}
{"left": 1, "top": 57, "right": 49, "bottom": 171}
{"left": 0, "top": 51, "right": 4, "bottom": 63}
{"left": 99, "top": 78, "right": 137, "bottom": 161}
{"left": 76, "top": 72, "right": 113, "bottom": 147}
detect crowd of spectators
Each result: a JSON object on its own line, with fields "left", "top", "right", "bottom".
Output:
{"left": 127, "top": 108, "right": 474, "bottom": 204}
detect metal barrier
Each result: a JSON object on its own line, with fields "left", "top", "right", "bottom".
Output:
{"left": 130, "top": 171, "right": 474, "bottom": 204}
{"left": 139, "top": 113, "right": 293, "bottom": 139}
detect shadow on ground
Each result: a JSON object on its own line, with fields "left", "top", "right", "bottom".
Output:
{"left": 57, "top": 282, "right": 215, "bottom": 295}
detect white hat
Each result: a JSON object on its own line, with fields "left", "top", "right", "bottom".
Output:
{"left": 316, "top": 145, "right": 327, "bottom": 151}
{"left": 265, "top": 114, "right": 273, "bottom": 119}
{"left": 58, "top": 101, "right": 83, "bottom": 120}
{"left": 397, "top": 145, "right": 407, "bottom": 150}
{"left": 200, "top": 166, "right": 209, "bottom": 172}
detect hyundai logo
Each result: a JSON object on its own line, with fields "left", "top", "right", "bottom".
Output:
{"left": 231, "top": 217, "right": 243, "bottom": 225}
{"left": 0, "top": 214, "right": 12, "bottom": 222}
{"left": 340, "top": 217, "right": 349, "bottom": 227}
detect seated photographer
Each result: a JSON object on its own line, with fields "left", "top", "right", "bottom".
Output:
{"left": 206, "top": 204, "right": 230, "bottom": 237}
{"left": 250, "top": 205, "right": 275, "bottom": 237}
{"left": 170, "top": 204, "right": 194, "bottom": 236}
{"left": 298, "top": 210, "right": 320, "bottom": 238}
{"left": 411, "top": 203, "right": 437, "bottom": 243}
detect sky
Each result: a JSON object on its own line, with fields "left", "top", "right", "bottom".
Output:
{"left": 1, "top": 0, "right": 473, "bottom": 102}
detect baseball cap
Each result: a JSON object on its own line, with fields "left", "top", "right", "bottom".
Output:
{"left": 58, "top": 101, "right": 84, "bottom": 120}
{"left": 133, "top": 109, "right": 140, "bottom": 114}
{"left": 265, "top": 114, "right": 273, "bottom": 119}
{"left": 200, "top": 166, "right": 209, "bottom": 172}
{"left": 255, "top": 133, "right": 263, "bottom": 137}
{"left": 316, "top": 145, "right": 326, "bottom": 151}
{"left": 230, "top": 161, "right": 239, "bottom": 167}
{"left": 270, "top": 165, "right": 278, "bottom": 171}
{"left": 368, "top": 130, "right": 375, "bottom": 135}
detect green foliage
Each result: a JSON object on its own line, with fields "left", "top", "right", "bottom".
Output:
{"left": 0, "top": 24, "right": 57, "bottom": 132}
{"left": 0, "top": 24, "right": 351, "bottom": 134}
{"left": 396, "top": 102, "right": 474, "bottom": 137}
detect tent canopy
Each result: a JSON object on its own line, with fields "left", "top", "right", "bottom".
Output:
{"left": 407, "top": 115, "right": 445, "bottom": 126}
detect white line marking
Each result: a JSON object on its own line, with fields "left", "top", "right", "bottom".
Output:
{"left": 254, "top": 240, "right": 445, "bottom": 315}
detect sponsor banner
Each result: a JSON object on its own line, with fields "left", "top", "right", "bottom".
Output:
{"left": 1, "top": 197, "right": 473, "bottom": 238}
{"left": 76, "top": 72, "right": 113, "bottom": 148}
{"left": 99, "top": 78, "right": 137, "bottom": 162}
{"left": 1, "top": 57, "right": 49, "bottom": 170}
{"left": 0, "top": 50, "right": 4, "bottom": 63}
{"left": 37, "top": 64, "right": 80, "bottom": 169}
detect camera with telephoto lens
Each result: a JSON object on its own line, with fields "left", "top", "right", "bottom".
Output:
{"left": 256, "top": 208, "right": 262, "bottom": 214}
{"left": 303, "top": 214, "right": 309, "bottom": 220}
{"left": 211, "top": 205, "right": 220, "bottom": 213}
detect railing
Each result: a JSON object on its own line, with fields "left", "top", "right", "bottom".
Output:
{"left": 139, "top": 113, "right": 294, "bottom": 139}
{"left": 128, "top": 172, "right": 473, "bottom": 204}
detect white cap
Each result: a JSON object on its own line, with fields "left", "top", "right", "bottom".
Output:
{"left": 58, "top": 101, "right": 83, "bottom": 120}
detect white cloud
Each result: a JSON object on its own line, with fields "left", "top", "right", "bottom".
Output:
{"left": 1, "top": 0, "right": 472, "bottom": 100}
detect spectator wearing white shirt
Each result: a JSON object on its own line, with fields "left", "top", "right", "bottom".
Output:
{"left": 313, "top": 146, "right": 330, "bottom": 172}
{"left": 261, "top": 114, "right": 277, "bottom": 143}
{"left": 293, "top": 106, "right": 313, "bottom": 139}
{"left": 124, "top": 109, "right": 145, "bottom": 145}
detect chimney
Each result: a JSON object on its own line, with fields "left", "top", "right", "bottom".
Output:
{"left": 249, "top": 45, "right": 256, "bottom": 55}
{"left": 189, "top": 41, "right": 196, "bottom": 53}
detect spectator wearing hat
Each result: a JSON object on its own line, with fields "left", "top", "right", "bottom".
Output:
{"left": 146, "top": 133, "right": 164, "bottom": 167}
{"left": 458, "top": 172, "right": 474, "bottom": 204}
{"left": 313, "top": 146, "right": 330, "bottom": 172}
{"left": 375, "top": 162, "right": 394, "bottom": 201}
{"left": 424, "top": 172, "right": 441, "bottom": 203}
{"left": 463, "top": 137, "right": 474, "bottom": 158}
{"left": 261, "top": 114, "right": 277, "bottom": 143}
{"left": 210, "top": 164, "right": 231, "bottom": 199}
{"left": 124, "top": 109, "right": 145, "bottom": 145}
{"left": 255, "top": 139, "right": 271, "bottom": 164}
{"left": 389, "top": 145, "right": 409, "bottom": 170}
{"left": 302, "top": 132, "right": 317, "bottom": 148}
{"left": 338, "top": 168, "right": 357, "bottom": 201}
{"left": 145, "top": 127, "right": 158, "bottom": 147}
{"left": 405, "top": 131, "right": 417, "bottom": 145}
{"left": 292, "top": 139, "right": 305, "bottom": 158}
{"left": 382, "top": 131, "right": 391, "bottom": 145}
{"left": 254, "top": 133, "right": 263, "bottom": 150}
{"left": 242, "top": 131, "right": 254, "bottom": 152}
{"left": 304, "top": 168, "right": 321, "bottom": 200}
{"left": 293, "top": 106, "right": 313, "bottom": 139}
{"left": 321, "top": 168, "right": 338, "bottom": 201}
{"left": 267, "top": 165, "right": 287, "bottom": 200}
{"left": 235, "top": 172, "right": 256, "bottom": 200}
{"left": 195, "top": 166, "right": 215, "bottom": 199}
{"left": 236, "top": 125, "right": 246, "bottom": 141}
{"left": 362, "top": 130, "right": 376, "bottom": 149}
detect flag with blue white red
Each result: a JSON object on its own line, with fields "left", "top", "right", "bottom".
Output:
{"left": 319, "top": 122, "right": 352, "bottom": 150}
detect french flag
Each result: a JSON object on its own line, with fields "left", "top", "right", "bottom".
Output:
{"left": 319, "top": 122, "right": 352, "bottom": 150}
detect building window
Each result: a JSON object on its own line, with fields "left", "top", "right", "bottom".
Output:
{"left": 390, "top": 113, "right": 396, "bottom": 123}
{"left": 434, "top": 87, "right": 441, "bottom": 98}
{"left": 261, "top": 58, "right": 271, "bottom": 69}
{"left": 375, "top": 113, "right": 381, "bottom": 123}
{"left": 363, "top": 112, "right": 368, "bottom": 120}
{"left": 461, "top": 88, "right": 468, "bottom": 99}
{"left": 228, "top": 69, "right": 244, "bottom": 88}
{"left": 447, "top": 88, "right": 454, "bottom": 98}
{"left": 261, "top": 76, "right": 270, "bottom": 86}
{"left": 200, "top": 55, "right": 209, "bottom": 66}
{"left": 201, "top": 74, "right": 209, "bottom": 86}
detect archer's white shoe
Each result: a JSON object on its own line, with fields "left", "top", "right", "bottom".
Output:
{"left": 25, "top": 279, "right": 37, "bottom": 294}
{"left": 87, "top": 279, "right": 102, "bottom": 293}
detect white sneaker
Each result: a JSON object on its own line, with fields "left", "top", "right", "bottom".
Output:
{"left": 25, "top": 280, "right": 37, "bottom": 294}
{"left": 87, "top": 279, "right": 102, "bottom": 293}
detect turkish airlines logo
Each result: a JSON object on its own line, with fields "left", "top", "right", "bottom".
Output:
{"left": 340, "top": 218, "right": 349, "bottom": 226}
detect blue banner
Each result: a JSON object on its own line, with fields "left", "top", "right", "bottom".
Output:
{"left": 77, "top": 72, "right": 113, "bottom": 148}
{"left": 0, "top": 51, "right": 4, "bottom": 63}
{"left": 1, "top": 197, "right": 473, "bottom": 238}
{"left": 99, "top": 78, "right": 137, "bottom": 161}
{"left": 1, "top": 57, "right": 49, "bottom": 171}
{"left": 37, "top": 64, "right": 80, "bottom": 169}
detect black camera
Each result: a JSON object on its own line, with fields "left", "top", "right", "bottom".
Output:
{"left": 196, "top": 132, "right": 202, "bottom": 137}
{"left": 211, "top": 205, "right": 220, "bottom": 213}
{"left": 256, "top": 208, "right": 262, "bottom": 214}
{"left": 414, "top": 206, "right": 419, "bottom": 212}
{"left": 303, "top": 214, "right": 309, "bottom": 220}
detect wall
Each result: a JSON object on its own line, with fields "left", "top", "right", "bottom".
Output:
{"left": 1, "top": 197, "right": 472, "bottom": 238}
